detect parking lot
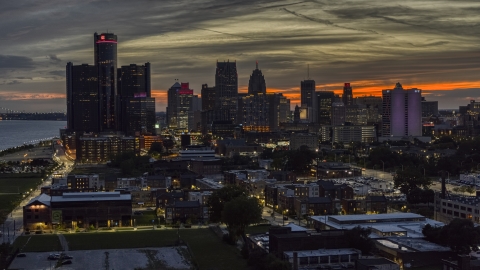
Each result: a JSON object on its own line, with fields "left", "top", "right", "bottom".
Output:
{"left": 9, "top": 247, "right": 191, "bottom": 270}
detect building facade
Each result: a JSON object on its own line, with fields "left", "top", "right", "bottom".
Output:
{"left": 382, "top": 83, "right": 422, "bottom": 137}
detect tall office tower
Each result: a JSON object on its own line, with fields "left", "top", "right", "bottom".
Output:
{"left": 176, "top": 83, "right": 193, "bottom": 131}
{"left": 301, "top": 79, "right": 316, "bottom": 122}
{"left": 122, "top": 97, "right": 156, "bottom": 136}
{"left": 167, "top": 82, "right": 181, "bottom": 129}
{"left": 190, "top": 95, "right": 202, "bottom": 131}
{"left": 331, "top": 101, "right": 346, "bottom": 126}
{"left": 117, "top": 63, "right": 151, "bottom": 97}
{"left": 356, "top": 96, "right": 383, "bottom": 124}
{"left": 238, "top": 94, "right": 270, "bottom": 132}
{"left": 268, "top": 93, "right": 290, "bottom": 130}
{"left": 215, "top": 61, "right": 238, "bottom": 122}
{"left": 342, "top": 83, "right": 353, "bottom": 106}
{"left": 248, "top": 62, "right": 266, "bottom": 95}
{"left": 66, "top": 63, "right": 99, "bottom": 133}
{"left": 166, "top": 82, "right": 194, "bottom": 131}
{"left": 201, "top": 84, "right": 216, "bottom": 111}
{"left": 316, "top": 91, "right": 335, "bottom": 125}
{"left": 382, "top": 82, "right": 422, "bottom": 137}
{"left": 117, "top": 63, "right": 155, "bottom": 135}
{"left": 94, "top": 32, "right": 118, "bottom": 131}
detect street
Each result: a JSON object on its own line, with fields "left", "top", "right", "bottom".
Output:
{"left": 1, "top": 142, "right": 74, "bottom": 244}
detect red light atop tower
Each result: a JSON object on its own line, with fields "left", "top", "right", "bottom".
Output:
{"left": 344, "top": 83, "right": 350, "bottom": 87}
{"left": 101, "top": 35, "right": 105, "bottom": 40}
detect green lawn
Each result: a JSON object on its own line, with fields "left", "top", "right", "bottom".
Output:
{"left": 13, "top": 235, "right": 62, "bottom": 252}
{"left": 246, "top": 224, "right": 271, "bottom": 235}
{"left": 0, "top": 173, "right": 44, "bottom": 223}
{"left": 134, "top": 211, "right": 159, "bottom": 226}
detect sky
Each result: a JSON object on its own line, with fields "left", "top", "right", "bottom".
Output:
{"left": 0, "top": 0, "right": 479, "bottom": 112}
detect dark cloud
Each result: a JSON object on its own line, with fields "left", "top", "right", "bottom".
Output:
{"left": 49, "top": 70, "right": 65, "bottom": 77}
{"left": 0, "top": 0, "right": 478, "bottom": 112}
{"left": 48, "top": 54, "right": 61, "bottom": 62}
{"left": 0, "top": 55, "right": 33, "bottom": 69}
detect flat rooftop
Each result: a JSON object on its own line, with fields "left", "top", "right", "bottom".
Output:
{"left": 51, "top": 191, "right": 131, "bottom": 202}
{"left": 311, "top": 214, "right": 444, "bottom": 238}
{"left": 284, "top": 248, "right": 359, "bottom": 258}
{"left": 376, "top": 237, "right": 450, "bottom": 252}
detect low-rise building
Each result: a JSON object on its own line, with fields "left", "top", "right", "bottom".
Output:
{"left": 50, "top": 192, "right": 132, "bottom": 229}
{"left": 23, "top": 194, "right": 52, "bottom": 231}
{"left": 284, "top": 248, "right": 360, "bottom": 269}
{"left": 376, "top": 237, "right": 453, "bottom": 269}
{"left": 165, "top": 200, "right": 206, "bottom": 224}
{"left": 289, "top": 133, "right": 318, "bottom": 150}
{"left": 310, "top": 213, "right": 443, "bottom": 238}
{"left": 356, "top": 258, "right": 400, "bottom": 270}
{"left": 434, "top": 193, "right": 480, "bottom": 223}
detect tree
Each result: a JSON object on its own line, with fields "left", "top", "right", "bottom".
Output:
{"left": 344, "top": 226, "right": 374, "bottom": 255}
{"left": 207, "top": 186, "right": 248, "bottom": 223}
{"left": 162, "top": 139, "right": 175, "bottom": 153}
{"left": 149, "top": 142, "right": 163, "bottom": 154}
{"left": 423, "top": 218, "right": 480, "bottom": 254}
{"left": 393, "top": 167, "right": 431, "bottom": 195}
{"left": 221, "top": 196, "right": 262, "bottom": 243}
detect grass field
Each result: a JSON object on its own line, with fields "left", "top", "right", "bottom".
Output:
{"left": 0, "top": 173, "right": 43, "bottom": 223}
{"left": 134, "top": 211, "right": 159, "bottom": 226}
{"left": 13, "top": 235, "right": 62, "bottom": 252}
{"left": 245, "top": 224, "right": 271, "bottom": 235}
{"left": 14, "top": 229, "right": 248, "bottom": 270}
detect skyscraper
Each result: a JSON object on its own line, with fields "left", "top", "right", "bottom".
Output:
{"left": 201, "top": 84, "right": 216, "bottom": 111}
{"left": 342, "top": 83, "right": 353, "bottom": 106}
{"left": 166, "top": 82, "right": 194, "bottom": 131}
{"left": 316, "top": 91, "right": 335, "bottom": 125}
{"left": 382, "top": 83, "right": 422, "bottom": 137}
{"left": 331, "top": 100, "right": 346, "bottom": 126}
{"left": 66, "top": 63, "right": 99, "bottom": 133}
{"left": 215, "top": 61, "right": 238, "bottom": 122}
{"left": 94, "top": 32, "right": 118, "bottom": 131}
{"left": 117, "top": 63, "right": 155, "bottom": 135}
{"left": 167, "top": 82, "right": 181, "bottom": 129}
{"left": 301, "top": 79, "right": 316, "bottom": 122}
{"left": 248, "top": 62, "right": 266, "bottom": 95}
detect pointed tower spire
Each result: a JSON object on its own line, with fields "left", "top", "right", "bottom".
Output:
{"left": 256, "top": 60, "right": 258, "bottom": 70}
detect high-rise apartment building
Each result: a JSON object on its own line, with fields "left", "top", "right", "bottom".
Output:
{"left": 382, "top": 83, "right": 422, "bottom": 137}
{"left": 215, "top": 61, "right": 238, "bottom": 122}
{"left": 66, "top": 63, "right": 99, "bottom": 133}
{"left": 94, "top": 32, "right": 118, "bottom": 131}
{"left": 248, "top": 62, "right": 266, "bottom": 95}
{"left": 342, "top": 83, "right": 353, "bottom": 106}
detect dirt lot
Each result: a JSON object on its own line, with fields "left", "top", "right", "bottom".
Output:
{"left": 9, "top": 247, "right": 191, "bottom": 270}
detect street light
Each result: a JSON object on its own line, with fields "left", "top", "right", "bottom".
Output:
{"left": 283, "top": 209, "right": 288, "bottom": 226}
